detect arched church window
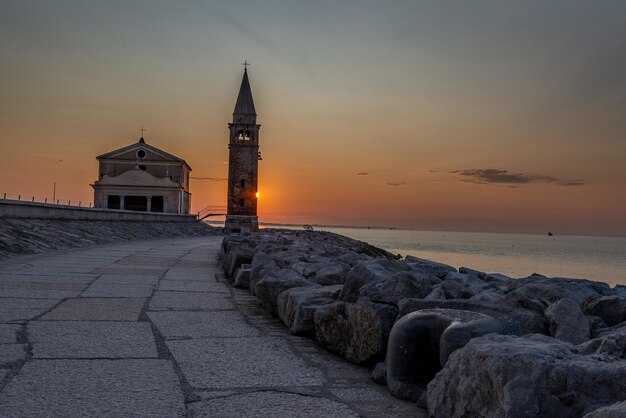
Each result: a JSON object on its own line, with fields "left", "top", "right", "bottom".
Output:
{"left": 240, "top": 199, "right": 245, "bottom": 207}
{"left": 238, "top": 130, "right": 245, "bottom": 141}
{"left": 240, "top": 179, "right": 245, "bottom": 187}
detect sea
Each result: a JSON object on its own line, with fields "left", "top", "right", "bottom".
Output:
{"left": 255, "top": 225, "right": 626, "bottom": 287}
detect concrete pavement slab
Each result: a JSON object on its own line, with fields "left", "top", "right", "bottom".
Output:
{"left": 0, "top": 274, "right": 95, "bottom": 284}
{"left": 41, "top": 298, "right": 145, "bottom": 321}
{"left": 188, "top": 391, "right": 360, "bottom": 418}
{"left": 149, "top": 311, "right": 260, "bottom": 339}
{"left": 0, "top": 359, "right": 185, "bottom": 417}
{"left": 158, "top": 280, "right": 228, "bottom": 293}
{"left": 166, "top": 337, "right": 325, "bottom": 389}
{"left": 0, "top": 298, "right": 59, "bottom": 323}
{"left": 0, "top": 344, "right": 26, "bottom": 366}
{"left": 149, "top": 291, "right": 235, "bottom": 311}
{"left": 29, "top": 321, "right": 158, "bottom": 358}
{"left": 94, "top": 274, "right": 160, "bottom": 285}
{"left": 81, "top": 283, "right": 154, "bottom": 297}
{"left": 0, "top": 324, "right": 20, "bottom": 343}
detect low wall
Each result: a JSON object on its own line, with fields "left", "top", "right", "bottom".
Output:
{"left": 0, "top": 199, "right": 197, "bottom": 222}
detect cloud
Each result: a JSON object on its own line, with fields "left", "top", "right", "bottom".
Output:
{"left": 387, "top": 181, "right": 406, "bottom": 186}
{"left": 356, "top": 172, "right": 369, "bottom": 176}
{"left": 450, "top": 169, "right": 584, "bottom": 186}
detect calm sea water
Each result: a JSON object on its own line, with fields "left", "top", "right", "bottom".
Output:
{"left": 315, "top": 228, "right": 626, "bottom": 287}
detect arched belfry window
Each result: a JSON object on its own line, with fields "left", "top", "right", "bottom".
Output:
{"left": 245, "top": 130, "right": 251, "bottom": 140}
{"left": 237, "top": 130, "right": 245, "bottom": 141}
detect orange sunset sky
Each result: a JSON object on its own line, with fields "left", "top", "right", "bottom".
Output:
{"left": 1, "top": 1, "right": 625, "bottom": 235}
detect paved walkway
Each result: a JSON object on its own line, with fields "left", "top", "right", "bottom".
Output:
{"left": 0, "top": 237, "right": 424, "bottom": 417}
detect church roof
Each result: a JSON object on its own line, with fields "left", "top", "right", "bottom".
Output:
{"left": 96, "top": 137, "right": 190, "bottom": 169}
{"left": 233, "top": 69, "right": 256, "bottom": 116}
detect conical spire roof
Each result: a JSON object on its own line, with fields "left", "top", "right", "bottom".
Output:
{"left": 233, "top": 69, "right": 256, "bottom": 116}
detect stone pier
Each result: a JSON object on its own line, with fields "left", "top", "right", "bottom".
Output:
{"left": 0, "top": 237, "right": 424, "bottom": 417}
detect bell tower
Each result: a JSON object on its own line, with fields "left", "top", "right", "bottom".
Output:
{"left": 224, "top": 67, "right": 260, "bottom": 233}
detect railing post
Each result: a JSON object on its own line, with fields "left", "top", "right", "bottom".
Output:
{"left": 45, "top": 198, "right": 48, "bottom": 203}
{"left": 79, "top": 201, "right": 81, "bottom": 207}
{"left": 68, "top": 200, "right": 71, "bottom": 205}
{"left": 32, "top": 196, "right": 35, "bottom": 202}
{"left": 57, "top": 199, "right": 59, "bottom": 205}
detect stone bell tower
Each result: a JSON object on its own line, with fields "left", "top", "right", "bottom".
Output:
{"left": 224, "top": 67, "right": 260, "bottom": 233}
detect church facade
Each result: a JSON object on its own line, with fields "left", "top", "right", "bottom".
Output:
{"left": 224, "top": 68, "right": 261, "bottom": 233}
{"left": 91, "top": 138, "right": 191, "bottom": 214}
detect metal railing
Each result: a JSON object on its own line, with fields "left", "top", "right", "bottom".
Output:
{"left": 0, "top": 192, "right": 92, "bottom": 208}
{"left": 197, "top": 204, "right": 227, "bottom": 220}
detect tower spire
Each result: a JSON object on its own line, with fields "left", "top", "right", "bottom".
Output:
{"left": 233, "top": 67, "right": 256, "bottom": 116}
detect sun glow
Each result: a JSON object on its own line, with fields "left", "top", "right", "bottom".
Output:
{"left": 256, "top": 192, "right": 259, "bottom": 199}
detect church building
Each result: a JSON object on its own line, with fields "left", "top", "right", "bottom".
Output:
{"left": 91, "top": 137, "right": 191, "bottom": 214}
{"left": 225, "top": 67, "right": 261, "bottom": 233}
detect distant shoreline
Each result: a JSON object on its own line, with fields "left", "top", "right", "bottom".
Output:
{"left": 202, "top": 220, "right": 626, "bottom": 239}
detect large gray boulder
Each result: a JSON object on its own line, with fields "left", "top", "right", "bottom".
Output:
{"left": 251, "top": 268, "right": 316, "bottom": 314}
{"left": 507, "top": 276, "right": 613, "bottom": 306}
{"left": 277, "top": 285, "right": 343, "bottom": 336}
{"left": 398, "top": 298, "right": 545, "bottom": 335}
{"left": 405, "top": 256, "right": 457, "bottom": 278}
{"left": 545, "top": 298, "right": 590, "bottom": 344}
{"left": 427, "top": 334, "right": 626, "bottom": 418}
{"left": 585, "top": 296, "right": 626, "bottom": 326}
{"left": 314, "top": 298, "right": 397, "bottom": 365}
{"left": 584, "top": 401, "right": 626, "bottom": 418}
{"left": 248, "top": 252, "right": 281, "bottom": 290}
{"left": 339, "top": 259, "right": 408, "bottom": 303}
{"left": 358, "top": 271, "right": 440, "bottom": 306}
{"left": 577, "top": 325, "right": 626, "bottom": 359}
{"left": 386, "top": 308, "right": 503, "bottom": 402}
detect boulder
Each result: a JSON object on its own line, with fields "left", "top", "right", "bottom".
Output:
{"left": 508, "top": 276, "right": 613, "bottom": 306}
{"left": 424, "top": 286, "right": 446, "bottom": 300}
{"left": 577, "top": 325, "right": 626, "bottom": 359}
{"left": 427, "top": 334, "right": 626, "bottom": 418}
{"left": 358, "top": 271, "right": 440, "bottom": 305}
{"left": 459, "top": 267, "right": 486, "bottom": 279}
{"left": 584, "top": 401, "right": 626, "bottom": 418}
{"left": 232, "top": 264, "right": 251, "bottom": 288}
{"left": 498, "top": 287, "right": 550, "bottom": 314}
{"left": 405, "top": 256, "right": 457, "bottom": 278}
{"left": 314, "top": 298, "right": 397, "bottom": 365}
{"left": 470, "top": 289, "right": 505, "bottom": 304}
{"left": 251, "top": 268, "right": 316, "bottom": 314}
{"left": 372, "top": 362, "right": 386, "bottom": 385}
{"left": 249, "top": 252, "right": 280, "bottom": 290}
{"left": 308, "top": 262, "right": 350, "bottom": 285}
{"left": 545, "top": 298, "right": 590, "bottom": 344}
{"left": 386, "top": 308, "right": 503, "bottom": 402}
{"left": 440, "top": 280, "right": 473, "bottom": 299}
{"left": 484, "top": 273, "right": 513, "bottom": 283}
{"left": 398, "top": 298, "right": 545, "bottom": 335}
{"left": 339, "top": 259, "right": 408, "bottom": 303}
{"left": 276, "top": 285, "right": 343, "bottom": 336}
{"left": 444, "top": 272, "right": 494, "bottom": 294}
{"left": 224, "top": 247, "right": 256, "bottom": 278}
{"left": 585, "top": 296, "right": 626, "bottom": 326}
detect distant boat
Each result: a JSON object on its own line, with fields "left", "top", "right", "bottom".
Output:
{"left": 548, "top": 232, "right": 554, "bottom": 236}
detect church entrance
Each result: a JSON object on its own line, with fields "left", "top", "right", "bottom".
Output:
{"left": 125, "top": 195, "right": 148, "bottom": 211}
{"left": 151, "top": 196, "right": 164, "bottom": 213}
{"left": 107, "top": 195, "right": 121, "bottom": 209}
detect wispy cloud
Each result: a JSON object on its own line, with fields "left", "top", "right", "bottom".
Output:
{"left": 356, "top": 172, "right": 369, "bottom": 176}
{"left": 387, "top": 181, "right": 406, "bottom": 186}
{"left": 450, "top": 169, "right": 584, "bottom": 186}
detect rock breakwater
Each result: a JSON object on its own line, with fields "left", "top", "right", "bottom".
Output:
{"left": 220, "top": 229, "right": 626, "bottom": 417}
{"left": 0, "top": 218, "right": 220, "bottom": 259}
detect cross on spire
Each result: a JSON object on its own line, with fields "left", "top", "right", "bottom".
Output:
{"left": 139, "top": 126, "right": 147, "bottom": 136}
{"left": 242, "top": 60, "right": 250, "bottom": 71}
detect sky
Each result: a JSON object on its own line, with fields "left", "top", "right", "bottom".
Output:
{"left": 1, "top": 0, "right": 625, "bottom": 235}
